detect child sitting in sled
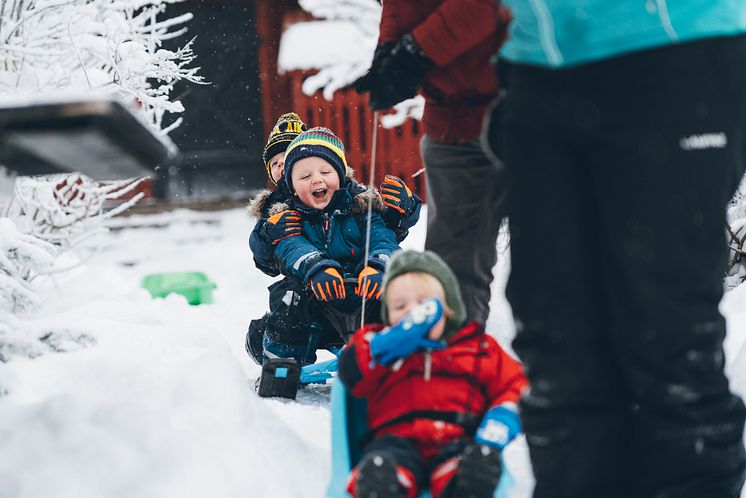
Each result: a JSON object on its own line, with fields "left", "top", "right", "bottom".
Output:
{"left": 338, "top": 250, "right": 528, "bottom": 498}
{"left": 249, "top": 126, "right": 401, "bottom": 376}
{"left": 246, "top": 113, "right": 422, "bottom": 365}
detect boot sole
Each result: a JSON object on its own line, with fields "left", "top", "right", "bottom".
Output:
{"left": 357, "top": 453, "right": 406, "bottom": 498}
{"left": 448, "top": 444, "right": 502, "bottom": 498}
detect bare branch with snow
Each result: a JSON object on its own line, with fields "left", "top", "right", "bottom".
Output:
{"left": 0, "top": 0, "right": 203, "bottom": 134}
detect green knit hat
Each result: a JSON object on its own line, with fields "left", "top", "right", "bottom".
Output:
{"left": 381, "top": 250, "right": 467, "bottom": 338}
{"left": 283, "top": 127, "right": 350, "bottom": 193}
{"left": 262, "top": 112, "right": 308, "bottom": 185}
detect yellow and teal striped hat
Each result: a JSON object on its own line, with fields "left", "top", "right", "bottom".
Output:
{"left": 284, "top": 127, "right": 349, "bottom": 192}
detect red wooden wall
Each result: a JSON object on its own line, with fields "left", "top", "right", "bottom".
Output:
{"left": 286, "top": 71, "right": 426, "bottom": 199}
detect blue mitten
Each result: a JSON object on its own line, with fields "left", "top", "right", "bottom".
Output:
{"left": 475, "top": 404, "right": 522, "bottom": 450}
{"left": 370, "top": 297, "right": 445, "bottom": 366}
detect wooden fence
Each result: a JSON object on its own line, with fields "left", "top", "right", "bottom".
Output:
{"left": 285, "top": 71, "right": 427, "bottom": 200}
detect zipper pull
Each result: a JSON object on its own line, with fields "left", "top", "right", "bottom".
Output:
{"left": 424, "top": 350, "right": 431, "bottom": 382}
{"left": 324, "top": 213, "right": 330, "bottom": 232}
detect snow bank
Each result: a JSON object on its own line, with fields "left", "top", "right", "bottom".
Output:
{"left": 0, "top": 207, "right": 744, "bottom": 498}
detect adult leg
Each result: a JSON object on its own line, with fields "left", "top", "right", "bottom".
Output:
{"left": 500, "top": 65, "right": 633, "bottom": 498}
{"left": 585, "top": 36, "right": 746, "bottom": 497}
{"left": 421, "top": 135, "right": 505, "bottom": 324}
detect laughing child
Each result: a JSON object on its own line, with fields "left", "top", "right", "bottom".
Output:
{"left": 249, "top": 127, "right": 400, "bottom": 368}
{"left": 246, "top": 115, "right": 422, "bottom": 365}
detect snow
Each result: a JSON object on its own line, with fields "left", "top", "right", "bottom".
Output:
{"left": 278, "top": 21, "right": 374, "bottom": 73}
{"left": 0, "top": 206, "right": 745, "bottom": 497}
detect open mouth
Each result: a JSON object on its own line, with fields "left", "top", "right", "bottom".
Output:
{"left": 312, "top": 187, "right": 327, "bottom": 199}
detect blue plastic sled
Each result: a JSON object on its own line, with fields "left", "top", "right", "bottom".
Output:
{"left": 326, "top": 379, "right": 514, "bottom": 498}
{"left": 300, "top": 356, "right": 339, "bottom": 385}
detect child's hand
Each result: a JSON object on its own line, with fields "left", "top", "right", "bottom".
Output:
{"left": 475, "top": 404, "right": 522, "bottom": 450}
{"left": 307, "top": 261, "right": 346, "bottom": 301}
{"left": 380, "top": 175, "right": 415, "bottom": 215}
{"left": 262, "top": 209, "right": 302, "bottom": 245}
{"left": 370, "top": 298, "right": 445, "bottom": 366}
{"left": 356, "top": 264, "right": 384, "bottom": 300}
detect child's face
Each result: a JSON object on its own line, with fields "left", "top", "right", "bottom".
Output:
{"left": 385, "top": 273, "right": 446, "bottom": 340}
{"left": 290, "top": 156, "right": 340, "bottom": 210}
{"left": 268, "top": 152, "right": 285, "bottom": 184}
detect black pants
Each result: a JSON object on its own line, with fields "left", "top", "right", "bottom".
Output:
{"left": 495, "top": 35, "right": 746, "bottom": 498}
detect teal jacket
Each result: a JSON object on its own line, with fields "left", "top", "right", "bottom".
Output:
{"left": 500, "top": 0, "right": 746, "bottom": 68}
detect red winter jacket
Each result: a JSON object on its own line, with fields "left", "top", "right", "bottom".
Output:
{"left": 338, "top": 321, "right": 527, "bottom": 460}
{"left": 378, "top": 0, "right": 511, "bottom": 143}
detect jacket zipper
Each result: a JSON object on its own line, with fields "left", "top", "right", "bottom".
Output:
{"left": 323, "top": 212, "right": 331, "bottom": 244}
{"left": 424, "top": 350, "right": 432, "bottom": 382}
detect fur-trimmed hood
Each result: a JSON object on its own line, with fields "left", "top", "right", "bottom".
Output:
{"left": 248, "top": 188, "right": 288, "bottom": 219}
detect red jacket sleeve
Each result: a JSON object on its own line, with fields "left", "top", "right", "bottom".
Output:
{"left": 412, "top": 0, "right": 502, "bottom": 67}
{"left": 483, "top": 338, "right": 528, "bottom": 410}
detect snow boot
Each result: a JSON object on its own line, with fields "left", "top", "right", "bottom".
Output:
{"left": 349, "top": 451, "right": 416, "bottom": 498}
{"left": 257, "top": 357, "right": 301, "bottom": 399}
{"left": 246, "top": 317, "right": 266, "bottom": 365}
{"left": 441, "top": 443, "right": 502, "bottom": 498}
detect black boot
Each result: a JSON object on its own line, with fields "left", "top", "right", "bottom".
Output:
{"left": 443, "top": 444, "right": 502, "bottom": 498}
{"left": 356, "top": 452, "right": 407, "bottom": 498}
{"left": 256, "top": 358, "right": 301, "bottom": 399}
{"left": 245, "top": 316, "right": 266, "bottom": 365}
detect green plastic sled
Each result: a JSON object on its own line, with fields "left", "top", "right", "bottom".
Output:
{"left": 141, "top": 271, "right": 216, "bottom": 305}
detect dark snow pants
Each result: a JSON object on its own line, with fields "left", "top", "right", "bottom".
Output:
{"left": 358, "top": 436, "right": 472, "bottom": 494}
{"left": 495, "top": 35, "right": 746, "bottom": 498}
{"left": 421, "top": 135, "right": 507, "bottom": 324}
{"left": 247, "top": 277, "right": 379, "bottom": 366}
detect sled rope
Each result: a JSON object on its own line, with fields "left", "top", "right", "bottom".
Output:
{"left": 360, "top": 111, "right": 379, "bottom": 329}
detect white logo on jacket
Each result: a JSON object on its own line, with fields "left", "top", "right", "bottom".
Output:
{"left": 679, "top": 133, "right": 728, "bottom": 151}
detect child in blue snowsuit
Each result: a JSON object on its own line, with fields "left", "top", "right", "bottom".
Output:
{"left": 248, "top": 126, "right": 401, "bottom": 366}
{"left": 246, "top": 113, "right": 421, "bottom": 365}
{"left": 248, "top": 112, "right": 421, "bottom": 278}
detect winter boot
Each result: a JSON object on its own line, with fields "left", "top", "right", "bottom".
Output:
{"left": 256, "top": 357, "right": 301, "bottom": 399}
{"left": 347, "top": 451, "right": 416, "bottom": 498}
{"left": 246, "top": 316, "right": 266, "bottom": 365}
{"left": 438, "top": 443, "right": 502, "bottom": 498}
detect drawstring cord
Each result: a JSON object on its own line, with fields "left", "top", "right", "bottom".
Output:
{"left": 360, "top": 111, "right": 380, "bottom": 329}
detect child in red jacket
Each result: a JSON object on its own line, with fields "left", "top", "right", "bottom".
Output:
{"left": 338, "top": 250, "right": 528, "bottom": 498}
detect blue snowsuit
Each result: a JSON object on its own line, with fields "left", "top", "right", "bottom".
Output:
{"left": 247, "top": 178, "right": 400, "bottom": 366}
{"left": 249, "top": 180, "right": 421, "bottom": 278}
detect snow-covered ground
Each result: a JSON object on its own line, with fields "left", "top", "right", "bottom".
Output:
{"left": 1, "top": 206, "right": 745, "bottom": 498}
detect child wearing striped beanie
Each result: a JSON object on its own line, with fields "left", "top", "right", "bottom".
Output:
{"left": 282, "top": 127, "right": 351, "bottom": 210}
{"left": 246, "top": 127, "right": 424, "bottom": 379}
{"left": 262, "top": 112, "right": 308, "bottom": 185}
{"left": 249, "top": 126, "right": 401, "bottom": 373}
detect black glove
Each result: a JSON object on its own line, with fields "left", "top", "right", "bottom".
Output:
{"left": 365, "top": 34, "right": 434, "bottom": 111}
{"left": 352, "top": 42, "right": 396, "bottom": 94}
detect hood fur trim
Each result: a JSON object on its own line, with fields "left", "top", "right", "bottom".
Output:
{"left": 268, "top": 201, "right": 290, "bottom": 217}
{"left": 351, "top": 187, "right": 384, "bottom": 214}
{"left": 247, "top": 189, "right": 273, "bottom": 218}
